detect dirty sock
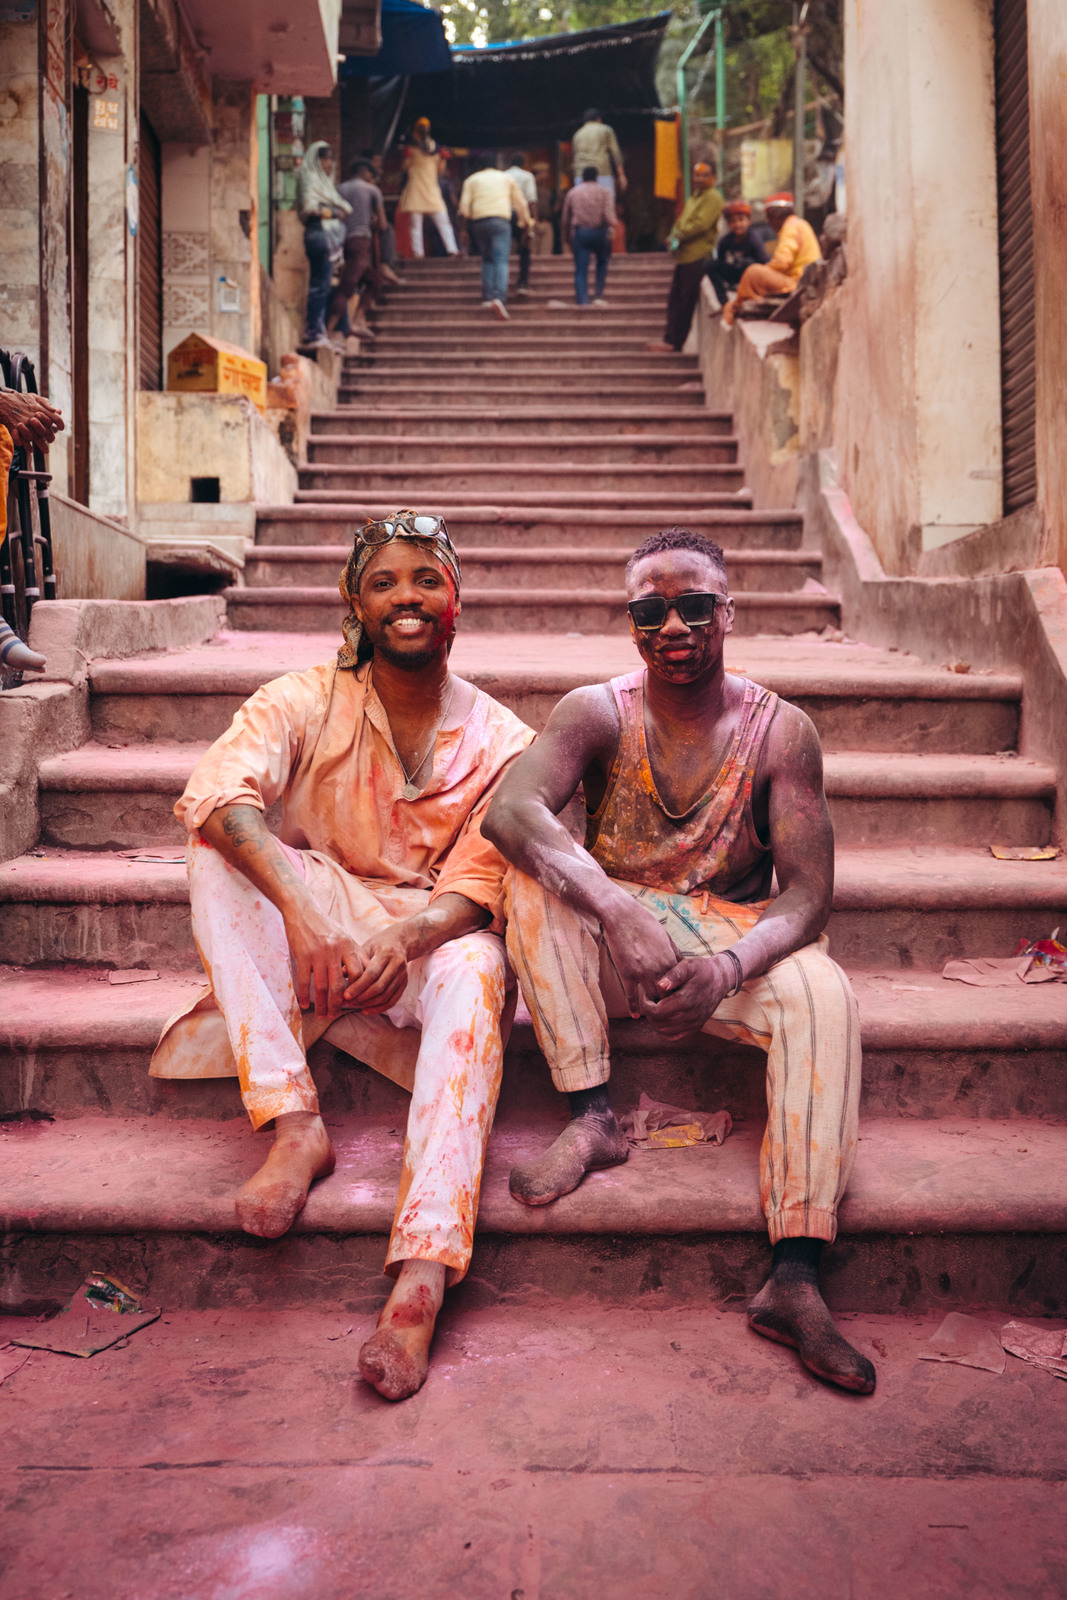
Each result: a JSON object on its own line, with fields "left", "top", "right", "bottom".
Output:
{"left": 747, "top": 1238, "right": 877, "bottom": 1394}
{"left": 234, "top": 1115, "right": 335, "bottom": 1239}
{"left": 509, "top": 1095, "right": 628, "bottom": 1207}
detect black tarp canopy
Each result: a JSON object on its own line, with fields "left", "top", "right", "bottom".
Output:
{"left": 375, "top": 13, "right": 669, "bottom": 148}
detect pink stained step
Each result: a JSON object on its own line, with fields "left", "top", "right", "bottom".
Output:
{"left": 2, "top": 1111, "right": 1067, "bottom": 1241}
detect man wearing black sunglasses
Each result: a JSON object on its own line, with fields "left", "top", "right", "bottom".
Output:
{"left": 485, "top": 527, "right": 874, "bottom": 1394}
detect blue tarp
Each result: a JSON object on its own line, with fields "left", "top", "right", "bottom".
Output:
{"left": 340, "top": 0, "right": 452, "bottom": 78}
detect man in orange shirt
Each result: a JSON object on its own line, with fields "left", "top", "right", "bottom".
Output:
{"left": 722, "top": 191, "right": 821, "bottom": 325}
{"left": 152, "top": 512, "right": 533, "bottom": 1400}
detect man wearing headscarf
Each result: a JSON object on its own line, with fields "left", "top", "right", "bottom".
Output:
{"left": 398, "top": 118, "right": 459, "bottom": 258}
{"left": 151, "top": 512, "right": 534, "bottom": 1400}
{"left": 722, "top": 192, "right": 821, "bottom": 326}
{"left": 646, "top": 161, "right": 724, "bottom": 353}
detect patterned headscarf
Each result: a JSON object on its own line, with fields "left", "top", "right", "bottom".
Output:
{"left": 337, "top": 511, "right": 463, "bottom": 669}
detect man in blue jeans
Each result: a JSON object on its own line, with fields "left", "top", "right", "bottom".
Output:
{"left": 561, "top": 166, "right": 617, "bottom": 308}
{"left": 458, "top": 158, "right": 532, "bottom": 321}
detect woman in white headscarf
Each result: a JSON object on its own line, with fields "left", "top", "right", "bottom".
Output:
{"left": 297, "top": 141, "right": 352, "bottom": 346}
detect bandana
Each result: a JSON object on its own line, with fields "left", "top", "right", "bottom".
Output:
{"left": 336, "top": 514, "right": 463, "bottom": 670}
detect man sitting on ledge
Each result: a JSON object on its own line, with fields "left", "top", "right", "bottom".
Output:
{"left": 722, "top": 191, "right": 821, "bottom": 325}
{"left": 483, "top": 527, "right": 874, "bottom": 1394}
{"left": 151, "top": 511, "right": 533, "bottom": 1401}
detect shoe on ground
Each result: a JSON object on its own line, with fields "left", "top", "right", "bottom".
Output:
{"left": 592, "top": 297, "right": 610, "bottom": 308}
{"left": 491, "top": 299, "right": 510, "bottom": 321}
{"left": 645, "top": 339, "right": 677, "bottom": 353}
{"left": 481, "top": 300, "right": 493, "bottom": 308}
{"left": 516, "top": 287, "right": 531, "bottom": 297}
{"left": 546, "top": 298, "right": 569, "bottom": 310}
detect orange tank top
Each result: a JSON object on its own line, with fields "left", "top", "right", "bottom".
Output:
{"left": 585, "top": 669, "right": 779, "bottom": 901}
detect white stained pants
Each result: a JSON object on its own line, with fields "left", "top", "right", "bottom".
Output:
{"left": 408, "top": 210, "right": 458, "bottom": 258}
{"left": 187, "top": 836, "right": 507, "bottom": 1283}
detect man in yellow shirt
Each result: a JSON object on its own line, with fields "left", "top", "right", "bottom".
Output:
{"left": 458, "top": 157, "right": 533, "bottom": 319}
{"left": 723, "top": 191, "right": 821, "bottom": 325}
{"left": 646, "top": 161, "right": 724, "bottom": 352}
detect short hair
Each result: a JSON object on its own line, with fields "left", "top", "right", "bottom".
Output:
{"left": 510, "top": 151, "right": 526, "bottom": 167}
{"left": 582, "top": 107, "right": 600, "bottom": 122}
{"left": 350, "top": 158, "right": 376, "bottom": 178}
{"left": 625, "top": 527, "right": 728, "bottom": 587}
{"left": 581, "top": 165, "right": 599, "bottom": 183}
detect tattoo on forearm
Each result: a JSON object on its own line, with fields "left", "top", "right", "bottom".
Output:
{"left": 220, "top": 807, "right": 270, "bottom": 854}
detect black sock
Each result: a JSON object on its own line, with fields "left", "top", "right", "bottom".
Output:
{"left": 568, "top": 1085, "right": 614, "bottom": 1121}
{"left": 770, "top": 1237, "right": 823, "bottom": 1285}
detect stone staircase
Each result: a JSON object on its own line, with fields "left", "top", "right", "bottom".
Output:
{"left": 3, "top": 252, "right": 1067, "bottom": 1322}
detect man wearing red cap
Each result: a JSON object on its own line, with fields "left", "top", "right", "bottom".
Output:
{"left": 708, "top": 199, "right": 769, "bottom": 308}
{"left": 722, "top": 192, "right": 821, "bottom": 325}
{"left": 646, "top": 161, "right": 724, "bottom": 353}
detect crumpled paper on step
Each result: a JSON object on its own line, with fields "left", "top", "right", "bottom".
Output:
{"left": 916, "top": 1312, "right": 1006, "bottom": 1374}
{"left": 1000, "top": 1321, "right": 1067, "bottom": 1380}
{"left": 619, "top": 1092, "right": 732, "bottom": 1150}
{"left": 11, "top": 1274, "right": 160, "bottom": 1358}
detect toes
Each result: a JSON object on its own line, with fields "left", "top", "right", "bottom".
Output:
{"left": 235, "top": 1182, "right": 305, "bottom": 1239}
{"left": 358, "top": 1332, "right": 427, "bottom": 1402}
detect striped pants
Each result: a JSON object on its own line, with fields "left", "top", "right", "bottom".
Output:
{"left": 504, "top": 869, "right": 861, "bottom": 1244}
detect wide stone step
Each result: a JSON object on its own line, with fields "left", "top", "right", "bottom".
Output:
{"left": 305, "top": 435, "right": 739, "bottom": 467}
{"left": 295, "top": 487, "right": 753, "bottom": 510}
{"left": 243, "top": 545, "right": 818, "bottom": 593}
{"left": 297, "top": 464, "right": 747, "bottom": 495}
{"left": 370, "top": 306, "right": 663, "bottom": 326}
{"left": 37, "top": 744, "right": 1054, "bottom": 853}
{"left": 345, "top": 358, "right": 699, "bottom": 379}
{"left": 338, "top": 384, "right": 707, "bottom": 407}
{"left": 3, "top": 1108, "right": 1066, "bottom": 1313}
{"left": 311, "top": 408, "right": 731, "bottom": 438}
{"left": 223, "top": 586, "right": 837, "bottom": 636}
{"left": 254, "top": 505, "right": 802, "bottom": 550}
{"left": 4, "top": 848, "right": 1062, "bottom": 969}
{"left": 6, "top": 966, "right": 1066, "bottom": 1124}
{"left": 364, "top": 335, "right": 668, "bottom": 354}
{"left": 378, "top": 289, "right": 672, "bottom": 309}
{"left": 349, "top": 352, "right": 699, "bottom": 372}
{"left": 86, "top": 633, "right": 1023, "bottom": 752}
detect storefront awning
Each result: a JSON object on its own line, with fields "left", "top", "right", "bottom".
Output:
{"left": 341, "top": 0, "right": 452, "bottom": 79}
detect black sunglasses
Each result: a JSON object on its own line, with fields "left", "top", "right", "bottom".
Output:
{"left": 627, "top": 591, "right": 728, "bottom": 632}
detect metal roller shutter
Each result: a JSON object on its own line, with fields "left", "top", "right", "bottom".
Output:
{"left": 138, "top": 111, "right": 163, "bottom": 392}
{"left": 994, "top": 0, "right": 1036, "bottom": 513}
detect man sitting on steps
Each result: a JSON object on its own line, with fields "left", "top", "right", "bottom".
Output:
{"left": 483, "top": 526, "right": 875, "bottom": 1394}
{"left": 151, "top": 511, "right": 533, "bottom": 1401}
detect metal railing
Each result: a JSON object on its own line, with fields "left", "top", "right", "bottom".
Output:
{"left": 1, "top": 351, "right": 57, "bottom": 672}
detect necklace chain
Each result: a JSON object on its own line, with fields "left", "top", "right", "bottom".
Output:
{"left": 396, "top": 677, "right": 457, "bottom": 789}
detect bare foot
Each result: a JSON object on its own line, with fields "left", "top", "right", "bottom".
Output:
{"left": 235, "top": 1110, "right": 335, "bottom": 1238}
{"left": 509, "top": 1111, "right": 629, "bottom": 1206}
{"left": 747, "top": 1275, "right": 876, "bottom": 1394}
{"left": 358, "top": 1259, "right": 446, "bottom": 1401}
{"left": 645, "top": 339, "right": 678, "bottom": 353}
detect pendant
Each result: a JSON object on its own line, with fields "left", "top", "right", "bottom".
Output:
{"left": 401, "top": 781, "right": 421, "bottom": 801}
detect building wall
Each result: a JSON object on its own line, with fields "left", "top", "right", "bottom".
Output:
{"left": 1028, "top": 0, "right": 1067, "bottom": 576}
{"left": 161, "top": 82, "right": 260, "bottom": 371}
{"left": 837, "top": 0, "right": 1003, "bottom": 573}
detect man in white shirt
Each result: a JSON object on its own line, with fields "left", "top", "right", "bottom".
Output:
{"left": 504, "top": 152, "right": 538, "bottom": 296}
{"left": 458, "top": 157, "right": 532, "bottom": 320}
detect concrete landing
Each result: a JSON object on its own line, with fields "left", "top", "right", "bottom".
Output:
{"left": 0, "top": 1301, "right": 1064, "bottom": 1600}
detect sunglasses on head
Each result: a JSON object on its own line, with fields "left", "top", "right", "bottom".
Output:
{"left": 627, "top": 591, "right": 728, "bottom": 632}
{"left": 360, "top": 510, "right": 449, "bottom": 548}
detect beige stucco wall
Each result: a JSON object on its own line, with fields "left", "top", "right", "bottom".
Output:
{"left": 1029, "top": 0, "right": 1067, "bottom": 576}
{"left": 160, "top": 81, "right": 260, "bottom": 371}
{"left": 136, "top": 392, "right": 296, "bottom": 505}
{"left": 837, "top": 0, "right": 1003, "bottom": 573}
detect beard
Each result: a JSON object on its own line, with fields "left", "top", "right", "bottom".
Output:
{"left": 372, "top": 635, "right": 444, "bottom": 671}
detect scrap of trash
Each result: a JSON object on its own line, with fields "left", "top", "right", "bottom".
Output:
{"left": 917, "top": 1312, "right": 1067, "bottom": 1381}
{"left": 942, "top": 929, "right": 1067, "bottom": 987}
{"left": 10, "top": 1274, "right": 160, "bottom": 1358}
{"left": 620, "top": 1092, "right": 732, "bottom": 1150}
{"left": 989, "top": 845, "right": 1060, "bottom": 861}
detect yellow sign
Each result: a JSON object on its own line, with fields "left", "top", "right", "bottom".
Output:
{"left": 739, "top": 138, "right": 794, "bottom": 201}
{"left": 166, "top": 333, "right": 267, "bottom": 413}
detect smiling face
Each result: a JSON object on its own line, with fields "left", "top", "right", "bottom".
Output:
{"left": 352, "top": 541, "right": 460, "bottom": 670}
{"left": 728, "top": 214, "right": 750, "bottom": 237}
{"left": 626, "top": 549, "right": 734, "bottom": 685}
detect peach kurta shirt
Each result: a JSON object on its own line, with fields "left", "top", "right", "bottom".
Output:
{"left": 151, "top": 662, "right": 534, "bottom": 1087}
{"left": 174, "top": 660, "right": 534, "bottom": 929}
